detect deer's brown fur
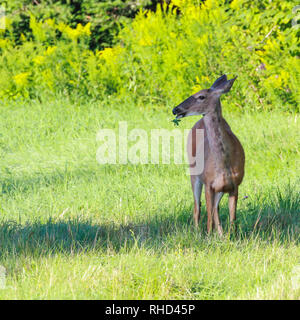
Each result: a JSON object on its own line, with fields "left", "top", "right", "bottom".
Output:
{"left": 172, "top": 75, "right": 245, "bottom": 235}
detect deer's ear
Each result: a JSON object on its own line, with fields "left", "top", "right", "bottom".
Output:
{"left": 211, "top": 76, "right": 237, "bottom": 94}
{"left": 210, "top": 75, "right": 228, "bottom": 90}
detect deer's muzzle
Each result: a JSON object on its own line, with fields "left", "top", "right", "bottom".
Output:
{"left": 172, "top": 106, "right": 186, "bottom": 119}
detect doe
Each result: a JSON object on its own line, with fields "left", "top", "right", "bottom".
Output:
{"left": 172, "top": 75, "right": 245, "bottom": 235}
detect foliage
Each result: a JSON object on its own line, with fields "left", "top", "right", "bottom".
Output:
{"left": 1, "top": 0, "right": 153, "bottom": 49}
{"left": 115, "top": 0, "right": 299, "bottom": 111}
{"left": 0, "top": 0, "right": 299, "bottom": 111}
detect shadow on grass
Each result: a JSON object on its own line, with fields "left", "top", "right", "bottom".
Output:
{"left": 0, "top": 184, "right": 299, "bottom": 259}
{"left": 1, "top": 167, "right": 299, "bottom": 256}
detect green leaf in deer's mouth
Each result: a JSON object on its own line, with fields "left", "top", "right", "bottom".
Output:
{"left": 171, "top": 118, "right": 181, "bottom": 126}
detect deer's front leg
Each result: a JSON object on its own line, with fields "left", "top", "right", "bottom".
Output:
{"left": 191, "top": 176, "right": 203, "bottom": 228}
{"left": 205, "top": 186, "right": 214, "bottom": 234}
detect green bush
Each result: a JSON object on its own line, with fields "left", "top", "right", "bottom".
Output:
{"left": 2, "top": 0, "right": 153, "bottom": 49}
{"left": 114, "top": 0, "right": 299, "bottom": 111}
{"left": 0, "top": 0, "right": 299, "bottom": 111}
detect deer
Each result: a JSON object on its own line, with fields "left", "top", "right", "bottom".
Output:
{"left": 172, "top": 75, "right": 245, "bottom": 236}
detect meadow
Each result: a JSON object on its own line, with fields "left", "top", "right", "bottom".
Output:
{"left": 0, "top": 96, "right": 299, "bottom": 299}
{"left": 0, "top": 0, "right": 299, "bottom": 300}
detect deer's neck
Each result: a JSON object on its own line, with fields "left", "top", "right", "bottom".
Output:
{"left": 203, "top": 102, "right": 231, "bottom": 175}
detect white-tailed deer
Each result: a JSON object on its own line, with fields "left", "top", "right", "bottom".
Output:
{"left": 172, "top": 75, "right": 245, "bottom": 235}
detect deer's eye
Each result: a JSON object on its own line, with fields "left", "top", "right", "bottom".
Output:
{"left": 198, "top": 95, "right": 205, "bottom": 100}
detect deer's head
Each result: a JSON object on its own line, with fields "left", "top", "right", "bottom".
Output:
{"left": 172, "top": 75, "right": 237, "bottom": 119}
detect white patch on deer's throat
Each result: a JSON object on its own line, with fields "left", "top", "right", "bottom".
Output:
{"left": 186, "top": 111, "right": 202, "bottom": 117}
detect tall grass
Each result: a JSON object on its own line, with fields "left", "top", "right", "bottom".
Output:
{"left": 0, "top": 97, "right": 299, "bottom": 299}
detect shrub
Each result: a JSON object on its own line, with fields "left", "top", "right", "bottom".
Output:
{"left": 114, "top": 0, "right": 299, "bottom": 111}
{"left": 0, "top": 0, "right": 299, "bottom": 112}
{"left": 2, "top": 0, "right": 153, "bottom": 49}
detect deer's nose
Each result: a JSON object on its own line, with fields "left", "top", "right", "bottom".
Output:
{"left": 172, "top": 107, "right": 179, "bottom": 115}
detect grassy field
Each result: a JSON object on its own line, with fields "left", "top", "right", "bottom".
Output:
{"left": 0, "top": 97, "right": 299, "bottom": 299}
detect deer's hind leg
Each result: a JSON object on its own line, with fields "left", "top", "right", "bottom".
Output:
{"left": 191, "top": 175, "right": 203, "bottom": 228}
{"left": 228, "top": 188, "right": 238, "bottom": 233}
{"left": 213, "top": 192, "right": 224, "bottom": 236}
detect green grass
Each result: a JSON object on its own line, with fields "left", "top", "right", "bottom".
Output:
{"left": 0, "top": 97, "right": 299, "bottom": 299}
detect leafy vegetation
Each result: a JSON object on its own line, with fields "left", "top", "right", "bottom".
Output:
{"left": 2, "top": 0, "right": 154, "bottom": 49}
{"left": 0, "top": 0, "right": 299, "bottom": 300}
{"left": 0, "top": 0, "right": 299, "bottom": 110}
